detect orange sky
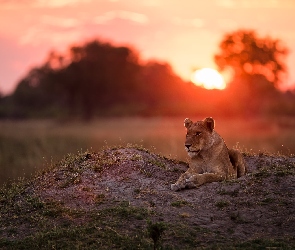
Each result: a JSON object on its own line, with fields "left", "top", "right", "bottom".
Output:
{"left": 1, "top": 0, "right": 295, "bottom": 94}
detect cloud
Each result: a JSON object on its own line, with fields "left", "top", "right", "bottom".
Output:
{"left": 41, "top": 15, "right": 81, "bottom": 28}
{"left": 19, "top": 26, "right": 82, "bottom": 46}
{"left": 216, "top": 0, "right": 235, "bottom": 8}
{"left": 32, "top": 0, "right": 92, "bottom": 8}
{"left": 216, "top": 0, "right": 295, "bottom": 8}
{"left": 95, "top": 10, "right": 149, "bottom": 25}
{"left": 0, "top": 0, "right": 92, "bottom": 9}
{"left": 0, "top": 0, "right": 31, "bottom": 9}
{"left": 140, "top": 0, "right": 161, "bottom": 7}
{"left": 217, "top": 18, "right": 238, "bottom": 30}
{"left": 172, "top": 17, "right": 204, "bottom": 28}
{"left": 19, "top": 15, "right": 82, "bottom": 46}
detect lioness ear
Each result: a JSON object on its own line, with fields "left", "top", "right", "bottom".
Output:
{"left": 184, "top": 118, "right": 193, "bottom": 128}
{"left": 203, "top": 117, "right": 215, "bottom": 132}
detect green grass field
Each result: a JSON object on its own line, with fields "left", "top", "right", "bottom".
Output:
{"left": 1, "top": 117, "right": 295, "bottom": 185}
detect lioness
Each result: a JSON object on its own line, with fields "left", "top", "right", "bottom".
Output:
{"left": 171, "top": 117, "right": 246, "bottom": 191}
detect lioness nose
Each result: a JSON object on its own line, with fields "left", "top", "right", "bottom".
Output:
{"left": 185, "top": 144, "right": 191, "bottom": 149}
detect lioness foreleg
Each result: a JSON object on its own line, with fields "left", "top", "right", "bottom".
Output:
{"left": 171, "top": 171, "right": 191, "bottom": 191}
{"left": 171, "top": 172, "right": 225, "bottom": 191}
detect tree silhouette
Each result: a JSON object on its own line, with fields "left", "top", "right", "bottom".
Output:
{"left": 64, "top": 41, "right": 143, "bottom": 119}
{"left": 214, "top": 29, "right": 288, "bottom": 88}
{"left": 5, "top": 36, "right": 294, "bottom": 119}
{"left": 213, "top": 29, "right": 290, "bottom": 116}
{"left": 10, "top": 39, "right": 192, "bottom": 119}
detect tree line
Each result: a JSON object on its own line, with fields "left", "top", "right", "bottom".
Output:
{"left": 0, "top": 29, "right": 294, "bottom": 120}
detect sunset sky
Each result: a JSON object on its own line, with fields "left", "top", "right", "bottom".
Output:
{"left": 1, "top": 0, "right": 295, "bottom": 95}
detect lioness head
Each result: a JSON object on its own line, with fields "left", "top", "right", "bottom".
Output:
{"left": 184, "top": 117, "right": 215, "bottom": 158}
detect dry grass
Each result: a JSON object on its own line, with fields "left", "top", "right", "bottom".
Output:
{"left": 1, "top": 116, "right": 295, "bottom": 185}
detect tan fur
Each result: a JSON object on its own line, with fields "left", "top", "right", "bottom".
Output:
{"left": 171, "top": 117, "right": 246, "bottom": 191}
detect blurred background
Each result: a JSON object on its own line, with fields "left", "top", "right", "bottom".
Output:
{"left": 0, "top": 0, "right": 295, "bottom": 185}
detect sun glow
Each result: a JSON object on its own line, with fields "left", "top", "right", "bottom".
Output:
{"left": 191, "top": 68, "right": 226, "bottom": 90}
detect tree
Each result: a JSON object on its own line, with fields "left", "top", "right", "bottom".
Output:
{"left": 214, "top": 29, "right": 288, "bottom": 88}
{"left": 12, "top": 66, "right": 62, "bottom": 117}
{"left": 62, "top": 41, "right": 143, "bottom": 119}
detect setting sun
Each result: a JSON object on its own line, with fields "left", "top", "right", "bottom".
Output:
{"left": 191, "top": 68, "right": 226, "bottom": 90}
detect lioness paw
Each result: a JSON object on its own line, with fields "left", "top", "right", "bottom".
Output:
{"left": 186, "top": 175, "right": 197, "bottom": 182}
{"left": 171, "top": 183, "right": 180, "bottom": 191}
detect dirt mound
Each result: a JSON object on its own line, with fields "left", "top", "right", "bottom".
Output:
{"left": 1, "top": 146, "right": 295, "bottom": 249}
{"left": 33, "top": 147, "right": 189, "bottom": 210}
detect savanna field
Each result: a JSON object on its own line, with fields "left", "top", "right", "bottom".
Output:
{"left": 1, "top": 116, "right": 295, "bottom": 186}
